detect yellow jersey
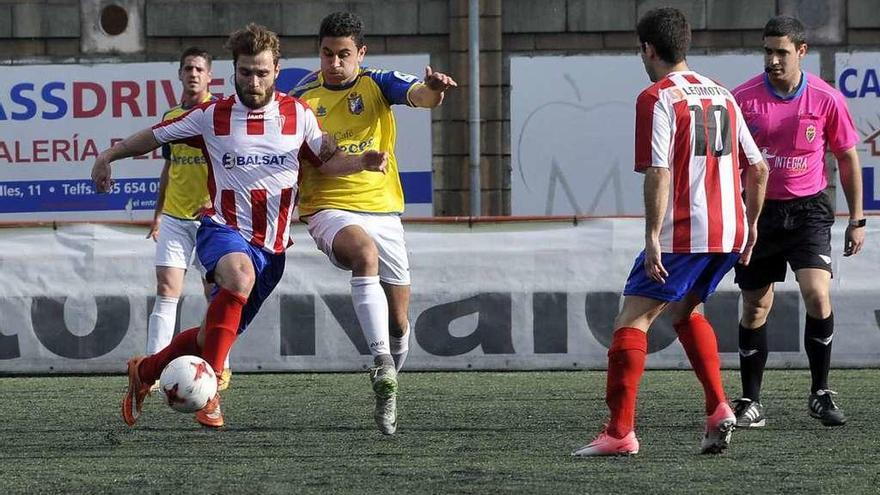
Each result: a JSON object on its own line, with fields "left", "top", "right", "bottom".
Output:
{"left": 292, "top": 68, "right": 421, "bottom": 216}
{"left": 160, "top": 93, "right": 214, "bottom": 219}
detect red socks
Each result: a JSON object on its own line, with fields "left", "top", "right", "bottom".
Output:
{"left": 139, "top": 327, "right": 201, "bottom": 384}
{"left": 137, "top": 288, "right": 247, "bottom": 385}
{"left": 604, "top": 313, "right": 726, "bottom": 437}
{"left": 201, "top": 288, "right": 248, "bottom": 375}
{"left": 605, "top": 327, "right": 648, "bottom": 439}
{"left": 674, "top": 313, "right": 726, "bottom": 415}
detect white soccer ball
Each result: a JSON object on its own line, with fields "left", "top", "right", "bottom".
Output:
{"left": 158, "top": 355, "right": 218, "bottom": 413}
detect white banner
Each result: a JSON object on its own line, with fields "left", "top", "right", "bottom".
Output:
{"left": 1, "top": 219, "right": 878, "bottom": 374}
{"left": 835, "top": 52, "right": 880, "bottom": 213}
{"left": 511, "top": 53, "right": 820, "bottom": 216}
{"left": 0, "top": 55, "right": 432, "bottom": 221}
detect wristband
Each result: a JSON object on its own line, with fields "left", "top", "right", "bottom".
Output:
{"left": 849, "top": 218, "right": 866, "bottom": 228}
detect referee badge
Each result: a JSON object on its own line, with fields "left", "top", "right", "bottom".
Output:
{"left": 348, "top": 92, "right": 364, "bottom": 115}
{"left": 805, "top": 124, "right": 816, "bottom": 143}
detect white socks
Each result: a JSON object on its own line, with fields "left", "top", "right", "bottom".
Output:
{"left": 391, "top": 324, "right": 410, "bottom": 372}
{"left": 146, "top": 296, "right": 179, "bottom": 355}
{"left": 351, "top": 276, "right": 390, "bottom": 357}
{"left": 146, "top": 295, "right": 229, "bottom": 369}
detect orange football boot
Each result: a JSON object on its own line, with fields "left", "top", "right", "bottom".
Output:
{"left": 195, "top": 393, "right": 224, "bottom": 428}
{"left": 121, "top": 356, "right": 153, "bottom": 426}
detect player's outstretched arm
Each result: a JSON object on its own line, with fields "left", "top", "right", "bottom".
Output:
{"left": 91, "top": 128, "right": 161, "bottom": 193}
{"left": 836, "top": 146, "right": 866, "bottom": 256}
{"left": 409, "top": 66, "right": 458, "bottom": 108}
{"left": 740, "top": 159, "right": 769, "bottom": 266}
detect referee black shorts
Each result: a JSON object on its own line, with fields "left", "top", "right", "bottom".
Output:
{"left": 734, "top": 191, "right": 834, "bottom": 291}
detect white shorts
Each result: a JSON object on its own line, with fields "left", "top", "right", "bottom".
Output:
{"left": 155, "top": 214, "right": 204, "bottom": 273}
{"left": 306, "top": 209, "right": 411, "bottom": 285}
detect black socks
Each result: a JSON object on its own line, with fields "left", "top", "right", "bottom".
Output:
{"left": 804, "top": 313, "right": 834, "bottom": 393}
{"left": 738, "top": 322, "right": 769, "bottom": 402}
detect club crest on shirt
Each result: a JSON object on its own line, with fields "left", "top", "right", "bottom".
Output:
{"left": 805, "top": 124, "right": 816, "bottom": 143}
{"left": 668, "top": 88, "right": 686, "bottom": 102}
{"left": 275, "top": 114, "right": 286, "bottom": 129}
{"left": 316, "top": 105, "right": 327, "bottom": 117}
{"left": 348, "top": 92, "right": 364, "bottom": 115}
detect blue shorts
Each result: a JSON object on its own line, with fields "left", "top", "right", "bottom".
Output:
{"left": 623, "top": 251, "right": 740, "bottom": 302}
{"left": 196, "top": 218, "right": 286, "bottom": 334}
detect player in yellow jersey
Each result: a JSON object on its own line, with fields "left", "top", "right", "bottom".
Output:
{"left": 292, "top": 11, "right": 456, "bottom": 435}
{"left": 145, "top": 47, "right": 231, "bottom": 391}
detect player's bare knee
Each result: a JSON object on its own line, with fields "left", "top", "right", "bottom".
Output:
{"left": 613, "top": 311, "right": 657, "bottom": 331}
{"left": 155, "top": 268, "right": 184, "bottom": 297}
{"left": 389, "top": 318, "right": 409, "bottom": 338}
{"left": 228, "top": 270, "right": 255, "bottom": 294}
{"left": 740, "top": 288, "right": 773, "bottom": 326}
{"left": 215, "top": 262, "right": 255, "bottom": 294}
{"left": 803, "top": 292, "right": 832, "bottom": 319}
{"left": 155, "top": 280, "right": 178, "bottom": 297}
{"left": 740, "top": 304, "right": 768, "bottom": 327}
{"left": 669, "top": 309, "right": 698, "bottom": 327}
{"left": 348, "top": 243, "right": 379, "bottom": 275}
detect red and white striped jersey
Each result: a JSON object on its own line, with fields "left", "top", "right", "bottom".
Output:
{"left": 152, "top": 92, "right": 324, "bottom": 254}
{"left": 635, "top": 70, "right": 763, "bottom": 254}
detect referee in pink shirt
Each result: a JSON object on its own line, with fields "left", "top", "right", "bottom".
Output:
{"left": 730, "top": 16, "right": 865, "bottom": 428}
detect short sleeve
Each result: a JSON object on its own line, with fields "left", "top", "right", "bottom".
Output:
{"left": 634, "top": 90, "right": 670, "bottom": 172}
{"left": 299, "top": 103, "right": 326, "bottom": 165}
{"left": 366, "top": 69, "right": 420, "bottom": 106}
{"left": 824, "top": 93, "right": 860, "bottom": 153}
{"left": 152, "top": 105, "right": 206, "bottom": 145}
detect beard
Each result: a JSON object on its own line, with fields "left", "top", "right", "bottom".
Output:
{"left": 235, "top": 80, "right": 275, "bottom": 109}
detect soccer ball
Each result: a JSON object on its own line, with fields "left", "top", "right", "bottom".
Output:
{"left": 158, "top": 355, "right": 218, "bottom": 413}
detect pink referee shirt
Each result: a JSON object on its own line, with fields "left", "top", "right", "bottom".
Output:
{"left": 733, "top": 72, "right": 859, "bottom": 200}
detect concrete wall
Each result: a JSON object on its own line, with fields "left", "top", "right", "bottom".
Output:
{"left": 2, "top": 0, "right": 879, "bottom": 216}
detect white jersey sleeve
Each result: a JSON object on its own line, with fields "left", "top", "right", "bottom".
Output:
{"left": 734, "top": 103, "right": 763, "bottom": 166}
{"left": 300, "top": 103, "right": 325, "bottom": 159}
{"left": 650, "top": 99, "right": 673, "bottom": 169}
{"left": 152, "top": 105, "right": 208, "bottom": 145}
{"left": 634, "top": 89, "right": 672, "bottom": 172}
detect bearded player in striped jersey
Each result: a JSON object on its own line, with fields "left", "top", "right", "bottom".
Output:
{"left": 144, "top": 47, "right": 234, "bottom": 393}
{"left": 92, "top": 24, "right": 387, "bottom": 429}
{"left": 572, "top": 7, "right": 768, "bottom": 456}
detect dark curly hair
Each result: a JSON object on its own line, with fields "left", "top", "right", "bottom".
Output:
{"left": 636, "top": 7, "right": 691, "bottom": 65}
{"left": 319, "top": 11, "right": 365, "bottom": 48}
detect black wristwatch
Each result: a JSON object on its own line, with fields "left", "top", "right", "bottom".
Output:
{"left": 849, "top": 218, "right": 867, "bottom": 228}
